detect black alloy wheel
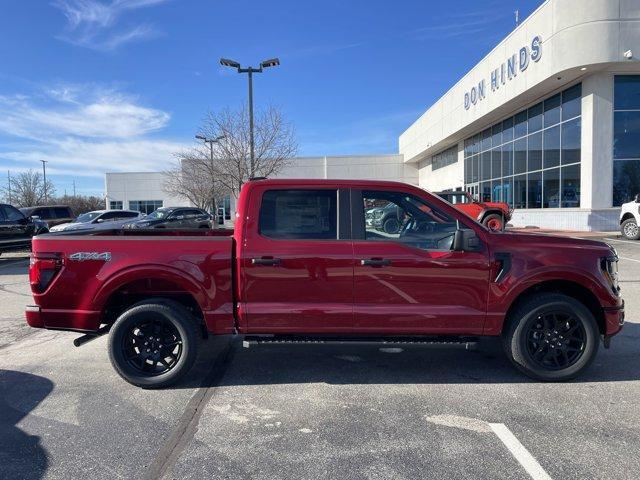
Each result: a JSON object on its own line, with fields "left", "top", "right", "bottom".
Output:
{"left": 108, "top": 300, "right": 199, "bottom": 388}
{"left": 503, "top": 293, "right": 599, "bottom": 381}
{"left": 121, "top": 316, "right": 183, "bottom": 376}
{"left": 524, "top": 311, "right": 586, "bottom": 370}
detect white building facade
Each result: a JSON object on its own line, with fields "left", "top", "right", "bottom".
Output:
{"left": 400, "top": 0, "right": 640, "bottom": 230}
{"left": 105, "top": 155, "right": 417, "bottom": 215}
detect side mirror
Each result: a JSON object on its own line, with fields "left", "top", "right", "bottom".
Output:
{"left": 30, "top": 215, "right": 40, "bottom": 220}
{"left": 452, "top": 229, "right": 482, "bottom": 252}
{"left": 96, "top": 218, "right": 104, "bottom": 223}
{"left": 635, "top": 193, "right": 640, "bottom": 203}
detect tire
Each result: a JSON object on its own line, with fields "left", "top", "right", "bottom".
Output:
{"left": 621, "top": 218, "right": 640, "bottom": 240}
{"left": 502, "top": 293, "right": 599, "bottom": 381}
{"left": 483, "top": 213, "right": 504, "bottom": 231}
{"left": 108, "top": 300, "right": 200, "bottom": 388}
{"left": 383, "top": 217, "right": 400, "bottom": 234}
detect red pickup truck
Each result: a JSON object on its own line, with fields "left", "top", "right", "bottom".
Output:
{"left": 26, "top": 179, "right": 624, "bottom": 388}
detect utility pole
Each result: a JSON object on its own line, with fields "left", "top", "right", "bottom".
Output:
{"left": 195, "top": 134, "right": 225, "bottom": 216}
{"left": 515, "top": 9, "right": 520, "bottom": 26}
{"left": 73, "top": 180, "right": 76, "bottom": 197}
{"left": 7, "top": 170, "right": 11, "bottom": 205}
{"left": 219, "top": 57, "right": 280, "bottom": 174}
{"left": 40, "top": 160, "right": 48, "bottom": 203}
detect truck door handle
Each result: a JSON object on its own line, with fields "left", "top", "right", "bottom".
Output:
{"left": 361, "top": 258, "right": 391, "bottom": 267}
{"left": 252, "top": 257, "right": 282, "bottom": 266}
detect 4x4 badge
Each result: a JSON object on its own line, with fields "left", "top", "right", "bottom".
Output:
{"left": 68, "top": 252, "right": 112, "bottom": 262}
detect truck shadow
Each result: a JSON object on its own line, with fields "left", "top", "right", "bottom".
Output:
{"left": 0, "top": 370, "right": 52, "bottom": 479}
{"left": 188, "top": 322, "right": 640, "bottom": 388}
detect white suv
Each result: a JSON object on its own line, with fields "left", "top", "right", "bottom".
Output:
{"left": 620, "top": 194, "right": 640, "bottom": 239}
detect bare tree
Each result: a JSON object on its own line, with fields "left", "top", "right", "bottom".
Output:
{"left": 1, "top": 170, "right": 56, "bottom": 207}
{"left": 54, "top": 194, "right": 105, "bottom": 215}
{"left": 166, "top": 104, "right": 297, "bottom": 204}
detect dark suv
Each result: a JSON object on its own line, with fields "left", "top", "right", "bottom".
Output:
{"left": 123, "top": 207, "right": 212, "bottom": 229}
{"left": 20, "top": 205, "right": 74, "bottom": 228}
{"left": 0, "top": 204, "right": 49, "bottom": 254}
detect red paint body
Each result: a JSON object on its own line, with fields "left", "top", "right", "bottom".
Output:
{"left": 26, "top": 180, "right": 624, "bottom": 339}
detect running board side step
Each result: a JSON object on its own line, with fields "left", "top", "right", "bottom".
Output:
{"left": 242, "top": 335, "right": 479, "bottom": 349}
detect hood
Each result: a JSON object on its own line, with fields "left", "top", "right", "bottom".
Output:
{"left": 491, "top": 230, "right": 615, "bottom": 255}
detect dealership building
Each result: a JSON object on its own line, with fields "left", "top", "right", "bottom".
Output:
{"left": 106, "top": 0, "right": 640, "bottom": 230}
{"left": 400, "top": 0, "right": 640, "bottom": 230}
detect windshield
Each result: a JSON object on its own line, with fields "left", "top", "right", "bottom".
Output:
{"left": 145, "top": 208, "right": 169, "bottom": 220}
{"left": 75, "top": 212, "right": 102, "bottom": 223}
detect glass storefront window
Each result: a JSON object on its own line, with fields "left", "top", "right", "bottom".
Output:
{"left": 613, "top": 76, "right": 640, "bottom": 206}
{"left": 514, "top": 111, "right": 527, "bottom": 139}
{"left": 614, "top": 160, "right": 640, "bottom": 206}
{"left": 514, "top": 175, "right": 527, "bottom": 208}
{"left": 562, "top": 84, "right": 582, "bottom": 120}
{"left": 463, "top": 84, "right": 581, "bottom": 209}
{"left": 543, "top": 168, "right": 560, "bottom": 208}
{"left": 561, "top": 164, "right": 581, "bottom": 208}
{"left": 614, "top": 111, "right": 640, "bottom": 160}
{"left": 528, "top": 103, "right": 543, "bottom": 133}
{"left": 528, "top": 132, "right": 543, "bottom": 171}
{"left": 561, "top": 118, "right": 581, "bottom": 165}
{"left": 543, "top": 125, "right": 560, "bottom": 169}
{"left": 514, "top": 138, "right": 527, "bottom": 174}
{"left": 502, "top": 142, "right": 513, "bottom": 177}
{"left": 491, "top": 148, "right": 501, "bottom": 180}
{"left": 614, "top": 76, "right": 640, "bottom": 110}
{"left": 528, "top": 171, "right": 543, "bottom": 209}
{"left": 544, "top": 93, "right": 561, "bottom": 127}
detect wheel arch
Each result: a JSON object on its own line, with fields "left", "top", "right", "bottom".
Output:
{"left": 94, "top": 266, "right": 209, "bottom": 327}
{"left": 620, "top": 212, "right": 635, "bottom": 224}
{"left": 503, "top": 279, "right": 606, "bottom": 335}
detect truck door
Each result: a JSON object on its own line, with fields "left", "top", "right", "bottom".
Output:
{"left": 242, "top": 186, "right": 354, "bottom": 333}
{"left": 352, "top": 188, "right": 490, "bottom": 335}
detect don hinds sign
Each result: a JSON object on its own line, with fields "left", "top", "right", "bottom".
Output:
{"left": 464, "top": 35, "right": 542, "bottom": 110}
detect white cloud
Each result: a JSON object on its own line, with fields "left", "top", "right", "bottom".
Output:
{"left": 0, "top": 85, "right": 170, "bottom": 139}
{"left": 0, "top": 82, "right": 185, "bottom": 179}
{"left": 52, "top": 0, "right": 169, "bottom": 51}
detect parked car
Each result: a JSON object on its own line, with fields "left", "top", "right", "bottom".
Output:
{"left": 122, "top": 207, "right": 212, "bottom": 229}
{"left": 372, "top": 202, "right": 403, "bottom": 234}
{"left": 50, "top": 210, "right": 143, "bottom": 233}
{"left": 434, "top": 191, "right": 512, "bottom": 231}
{"left": 619, "top": 193, "right": 640, "bottom": 239}
{"left": 0, "top": 203, "right": 48, "bottom": 254}
{"left": 26, "top": 179, "right": 624, "bottom": 388}
{"left": 19, "top": 205, "right": 74, "bottom": 228}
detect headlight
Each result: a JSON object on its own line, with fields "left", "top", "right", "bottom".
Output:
{"left": 137, "top": 222, "right": 150, "bottom": 228}
{"left": 601, "top": 255, "right": 620, "bottom": 294}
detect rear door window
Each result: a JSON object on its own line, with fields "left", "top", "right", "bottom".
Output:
{"left": 259, "top": 189, "right": 337, "bottom": 240}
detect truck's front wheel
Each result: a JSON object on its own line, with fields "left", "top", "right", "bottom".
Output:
{"left": 503, "top": 293, "right": 599, "bottom": 381}
{"left": 108, "top": 301, "right": 199, "bottom": 388}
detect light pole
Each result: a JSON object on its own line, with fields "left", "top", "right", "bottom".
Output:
{"left": 219, "top": 57, "right": 280, "bottom": 173}
{"left": 195, "top": 134, "right": 225, "bottom": 216}
{"left": 40, "top": 160, "right": 48, "bottom": 203}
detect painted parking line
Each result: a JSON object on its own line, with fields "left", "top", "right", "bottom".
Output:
{"left": 605, "top": 238, "right": 640, "bottom": 246}
{"left": 489, "top": 423, "right": 553, "bottom": 480}
{"left": 619, "top": 256, "right": 640, "bottom": 263}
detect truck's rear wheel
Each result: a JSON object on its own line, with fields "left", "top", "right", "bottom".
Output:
{"left": 502, "top": 293, "right": 599, "bottom": 381}
{"left": 108, "top": 301, "right": 199, "bottom": 388}
{"left": 483, "top": 213, "right": 504, "bottom": 231}
{"left": 621, "top": 218, "right": 640, "bottom": 240}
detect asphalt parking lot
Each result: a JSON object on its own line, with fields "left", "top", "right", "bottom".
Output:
{"left": 1, "top": 236, "right": 639, "bottom": 480}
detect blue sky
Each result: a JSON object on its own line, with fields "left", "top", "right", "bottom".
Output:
{"left": 0, "top": 0, "right": 542, "bottom": 196}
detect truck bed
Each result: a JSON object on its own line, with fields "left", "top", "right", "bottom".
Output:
{"left": 28, "top": 230, "right": 235, "bottom": 334}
